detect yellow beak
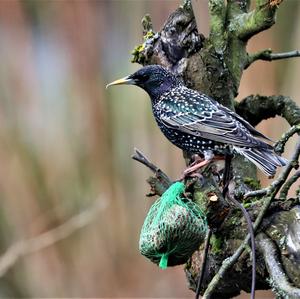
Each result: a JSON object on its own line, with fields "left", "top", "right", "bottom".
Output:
{"left": 106, "top": 76, "right": 135, "bottom": 89}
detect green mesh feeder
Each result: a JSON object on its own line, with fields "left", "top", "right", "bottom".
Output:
{"left": 139, "top": 182, "right": 207, "bottom": 269}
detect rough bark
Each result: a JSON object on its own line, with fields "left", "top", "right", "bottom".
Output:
{"left": 235, "top": 95, "right": 300, "bottom": 127}
{"left": 131, "top": 0, "right": 300, "bottom": 298}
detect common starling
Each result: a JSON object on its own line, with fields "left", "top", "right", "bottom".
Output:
{"left": 107, "top": 65, "right": 286, "bottom": 176}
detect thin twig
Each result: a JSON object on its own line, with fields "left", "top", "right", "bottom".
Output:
{"left": 0, "top": 199, "right": 108, "bottom": 278}
{"left": 274, "top": 124, "right": 300, "bottom": 154}
{"left": 268, "top": 50, "right": 300, "bottom": 60}
{"left": 132, "top": 147, "right": 160, "bottom": 173}
{"left": 257, "top": 233, "right": 300, "bottom": 298}
{"left": 195, "top": 228, "right": 212, "bottom": 299}
{"left": 132, "top": 148, "right": 171, "bottom": 184}
{"left": 132, "top": 148, "right": 172, "bottom": 196}
{"left": 245, "top": 49, "right": 300, "bottom": 69}
{"left": 279, "top": 170, "right": 300, "bottom": 200}
{"left": 244, "top": 188, "right": 268, "bottom": 199}
{"left": 245, "top": 138, "right": 300, "bottom": 199}
{"left": 203, "top": 138, "right": 300, "bottom": 298}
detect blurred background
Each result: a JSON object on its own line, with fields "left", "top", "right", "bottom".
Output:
{"left": 0, "top": 0, "right": 299, "bottom": 297}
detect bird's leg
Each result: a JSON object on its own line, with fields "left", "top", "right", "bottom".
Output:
{"left": 188, "top": 154, "right": 203, "bottom": 167}
{"left": 222, "top": 152, "right": 233, "bottom": 197}
{"left": 181, "top": 151, "right": 215, "bottom": 179}
{"left": 183, "top": 160, "right": 211, "bottom": 176}
{"left": 178, "top": 152, "right": 226, "bottom": 181}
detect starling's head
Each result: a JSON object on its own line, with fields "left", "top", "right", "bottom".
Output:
{"left": 106, "top": 65, "right": 181, "bottom": 100}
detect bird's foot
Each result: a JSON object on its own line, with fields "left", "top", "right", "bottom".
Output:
{"left": 183, "top": 159, "right": 212, "bottom": 176}
{"left": 177, "top": 159, "right": 212, "bottom": 181}
{"left": 188, "top": 154, "right": 203, "bottom": 167}
{"left": 178, "top": 152, "right": 227, "bottom": 181}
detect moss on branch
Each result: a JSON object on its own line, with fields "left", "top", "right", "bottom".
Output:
{"left": 227, "top": 0, "right": 251, "bottom": 16}
{"left": 208, "top": 0, "right": 227, "bottom": 54}
{"left": 234, "top": 0, "right": 283, "bottom": 41}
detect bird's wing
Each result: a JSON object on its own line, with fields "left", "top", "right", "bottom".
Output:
{"left": 217, "top": 103, "right": 273, "bottom": 142}
{"left": 159, "top": 97, "right": 272, "bottom": 149}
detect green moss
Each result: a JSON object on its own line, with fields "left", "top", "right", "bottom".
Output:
{"left": 193, "top": 190, "right": 208, "bottom": 211}
{"left": 226, "top": 211, "right": 241, "bottom": 227}
{"left": 143, "top": 30, "right": 154, "bottom": 41}
{"left": 242, "top": 202, "right": 252, "bottom": 209}
{"left": 243, "top": 177, "right": 261, "bottom": 190}
{"left": 131, "top": 23, "right": 155, "bottom": 64}
{"left": 210, "top": 234, "right": 223, "bottom": 254}
{"left": 131, "top": 44, "right": 145, "bottom": 63}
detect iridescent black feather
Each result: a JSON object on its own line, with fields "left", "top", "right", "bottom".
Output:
{"left": 118, "top": 65, "right": 287, "bottom": 176}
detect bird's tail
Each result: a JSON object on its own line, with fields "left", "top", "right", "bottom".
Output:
{"left": 233, "top": 146, "right": 287, "bottom": 177}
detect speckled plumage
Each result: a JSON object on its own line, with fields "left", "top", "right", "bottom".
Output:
{"left": 109, "top": 65, "right": 287, "bottom": 176}
{"left": 153, "top": 86, "right": 226, "bottom": 154}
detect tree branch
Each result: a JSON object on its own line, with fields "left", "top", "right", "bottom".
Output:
{"left": 279, "top": 170, "right": 300, "bottom": 200}
{"left": 132, "top": 148, "right": 171, "bottom": 196}
{"left": 235, "top": 95, "right": 300, "bottom": 127}
{"left": 0, "top": 199, "right": 108, "bottom": 278}
{"left": 274, "top": 124, "right": 300, "bottom": 154}
{"left": 235, "top": 0, "right": 284, "bottom": 41}
{"left": 257, "top": 233, "right": 300, "bottom": 298}
{"left": 245, "top": 49, "right": 300, "bottom": 69}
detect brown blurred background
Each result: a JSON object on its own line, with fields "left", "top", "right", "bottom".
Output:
{"left": 0, "top": 0, "right": 299, "bottom": 298}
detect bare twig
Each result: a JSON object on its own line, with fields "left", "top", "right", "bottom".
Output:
{"left": 132, "top": 148, "right": 170, "bottom": 182}
{"left": 245, "top": 138, "right": 300, "bottom": 199}
{"left": 244, "top": 188, "right": 269, "bottom": 199}
{"left": 132, "top": 148, "right": 172, "bottom": 196}
{"left": 245, "top": 49, "right": 300, "bottom": 69}
{"left": 132, "top": 148, "right": 160, "bottom": 173}
{"left": 274, "top": 124, "right": 300, "bottom": 154}
{"left": 257, "top": 233, "right": 300, "bottom": 298}
{"left": 0, "top": 199, "right": 108, "bottom": 278}
{"left": 279, "top": 170, "right": 300, "bottom": 200}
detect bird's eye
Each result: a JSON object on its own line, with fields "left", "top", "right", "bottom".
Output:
{"left": 142, "top": 74, "right": 150, "bottom": 81}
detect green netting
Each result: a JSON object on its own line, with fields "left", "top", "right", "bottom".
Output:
{"left": 139, "top": 182, "right": 207, "bottom": 269}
